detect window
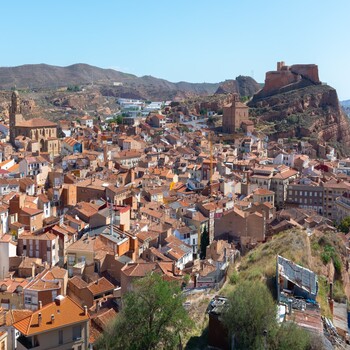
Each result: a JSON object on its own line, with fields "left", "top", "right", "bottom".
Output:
{"left": 58, "top": 330, "right": 63, "bottom": 345}
{"left": 68, "top": 255, "right": 76, "bottom": 265}
{"left": 24, "top": 296, "right": 32, "bottom": 304}
{"left": 72, "top": 325, "right": 82, "bottom": 341}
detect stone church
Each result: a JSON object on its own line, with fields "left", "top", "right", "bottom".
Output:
{"left": 222, "top": 94, "right": 250, "bottom": 134}
{"left": 9, "top": 91, "right": 60, "bottom": 156}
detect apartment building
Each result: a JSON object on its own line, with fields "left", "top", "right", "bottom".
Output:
{"left": 13, "top": 295, "right": 89, "bottom": 350}
{"left": 286, "top": 178, "right": 324, "bottom": 214}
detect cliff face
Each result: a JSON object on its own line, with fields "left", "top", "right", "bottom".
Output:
{"left": 248, "top": 84, "right": 350, "bottom": 154}
{"left": 215, "top": 75, "right": 261, "bottom": 97}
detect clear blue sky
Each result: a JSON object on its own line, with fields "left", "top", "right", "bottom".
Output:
{"left": 1, "top": 0, "right": 349, "bottom": 99}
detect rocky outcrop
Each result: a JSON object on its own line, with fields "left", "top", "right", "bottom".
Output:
{"left": 248, "top": 84, "right": 350, "bottom": 155}
{"left": 50, "top": 91, "right": 106, "bottom": 111}
{"left": 0, "top": 91, "right": 37, "bottom": 119}
{"left": 215, "top": 76, "right": 261, "bottom": 97}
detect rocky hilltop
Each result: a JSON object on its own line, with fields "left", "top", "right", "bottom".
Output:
{"left": 214, "top": 75, "right": 261, "bottom": 97}
{"left": 248, "top": 62, "right": 350, "bottom": 154}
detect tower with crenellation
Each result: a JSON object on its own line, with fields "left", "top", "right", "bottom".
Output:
{"left": 222, "top": 93, "right": 249, "bottom": 134}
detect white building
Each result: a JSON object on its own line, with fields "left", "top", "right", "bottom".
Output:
{"left": 80, "top": 115, "right": 94, "bottom": 128}
{"left": 0, "top": 234, "right": 17, "bottom": 279}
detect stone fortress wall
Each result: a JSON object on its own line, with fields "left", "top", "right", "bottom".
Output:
{"left": 262, "top": 61, "right": 320, "bottom": 96}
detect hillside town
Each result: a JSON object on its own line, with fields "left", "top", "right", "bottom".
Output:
{"left": 0, "top": 60, "right": 350, "bottom": 349}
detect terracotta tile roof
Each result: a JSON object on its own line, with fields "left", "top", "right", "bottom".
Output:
{"left": 136, "top": 230, "right": 159, "bottom": 243}
{"left": 121, "top": 262, "right": 158, "bottom": 277}
{"left": 253, "top": 188, "right": 274, "bottom": 195}
{"left": 75, "top": 201, "right": 99, "bottom": 218}
{"left": 7, "top": 165, "right": 20, "bottom": 174}
{"left": 4, "top": 309, "right": 33, "bottom": 326}
{"left": 0, "top": 234, "right": 12, "bottom": 242}
{"left": 0, "top": 278, "right": 29, "bottom": 293}
{"left": 164, "top": 235, "right": 192, "bottom": 261}
{"left": 69, "top": 276, "right": 89, "bottom": 289}
{"left": 150, "top": 247, "right": 173, "bottom": 261}
{"left": 273, "top": 169, "right": 298, "bottom": 179}
{"left": 18, "top": 257, "right": 43, "bottom": 269}
{"left": 26, "top": 279, "right": 60, "bottom": 291}
{"left": 63, "top": 137, "right": 79, "bottom": 147}
{"left": 48, "top": 266, "right": 67, "bottom": 280}
{"left": 19, "top": 231, "right": 56, "bottom": 241}
{"left": 87, "top": 277, "right": 114, "bottom": 296}
{"left": 20, "top": 207, "right": 42, "bottom": 216}
{"left": 16, "top": 118, "right": 57, "bottom": 128}
{"left": 13, "top": 296, "right": 89, "bottom": 336}
{"left": 19, "top": 177, "right": 35, "bottom": 186}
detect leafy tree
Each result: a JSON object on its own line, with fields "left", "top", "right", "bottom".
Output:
{"left": 240, "top": 96, "right": 250, "bottom": 103}
{"left": 338, "top": 216, "right": 350, "bottom": 233}
{"left": 67, "top": 85, "right": 81, "bottom": 92}
{"left": 200, "top": 226, "right": 209, "bottom": 259}
{"left": 116, "top": 115, "right": 123, "bottom": 125}
{"left": 223, "top": 280, "right": 277, "bottom": 350}
{"left": 96, "top": 273, "right": 193, "bottom": 350}
{"left": 269, "top": 322, "right": 310, "bottom": 350}
{"left": 222, "top": 281, "right": 310, "bottom": 350}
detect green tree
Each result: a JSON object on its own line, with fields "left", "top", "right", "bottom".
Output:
{"left": 116, "top": 115, "right": 123, "bottom": 125}
{"left": 200, "top": 226, "right": 209, "bottom": 259}
{"left": 222, "top": 281, "right": 310, "bottom": 350}
{"left": 338, "top": 216, "right": 350, "bottom": 233}
{"left": 269, "top": 322, "right": 310, "bottom": 350}
{"left": 223, "top": 280, "right": 277, "bottom": 350}
{"left": 96, "top": 273, "right": 193, "bottom": 350}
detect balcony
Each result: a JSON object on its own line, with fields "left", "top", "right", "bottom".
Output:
{"left": 17, "top": 336, "right": 39, "bottom": 350}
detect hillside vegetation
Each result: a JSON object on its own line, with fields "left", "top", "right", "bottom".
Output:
{"left": 223, "top": 228, "right": 348, "bottom": 318}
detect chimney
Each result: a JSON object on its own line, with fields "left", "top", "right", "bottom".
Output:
{"left": 51, "top": 314, "right": 55, "bottom": 324}
{"left": 54, "top": 295, "right": 64, "bottom": 306}
{"left": 38, "top": 312, "right": 42, "bottom": 326}
{"left": 31, "top": 263, "right": 35, "bottom": 279}
{"left": 38, "top": 301, "right": 42, "bottom": 310}
{"left": 84, "top": 305, "right": 88, "bottom": 316}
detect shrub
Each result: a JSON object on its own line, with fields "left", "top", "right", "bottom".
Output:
{"left": 229, "top": 271, "right": 239, "bottom": 285}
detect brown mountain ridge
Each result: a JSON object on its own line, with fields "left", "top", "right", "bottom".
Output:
{"left": 0, "top": 63, "right": 260, "bottom": 101}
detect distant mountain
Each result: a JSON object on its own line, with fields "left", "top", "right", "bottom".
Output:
{"left": 0, "top": 63, "right": 260, "bottom": 100}
{"left": 341, "top": 100, "right": 350, "bottom": 117}
{"left": 341, "top": 100, "right": 350, "bottom": 107}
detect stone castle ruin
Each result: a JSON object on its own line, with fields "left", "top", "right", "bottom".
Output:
{"left": 258, "top": 61, "right": 321, "bottom": 98}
